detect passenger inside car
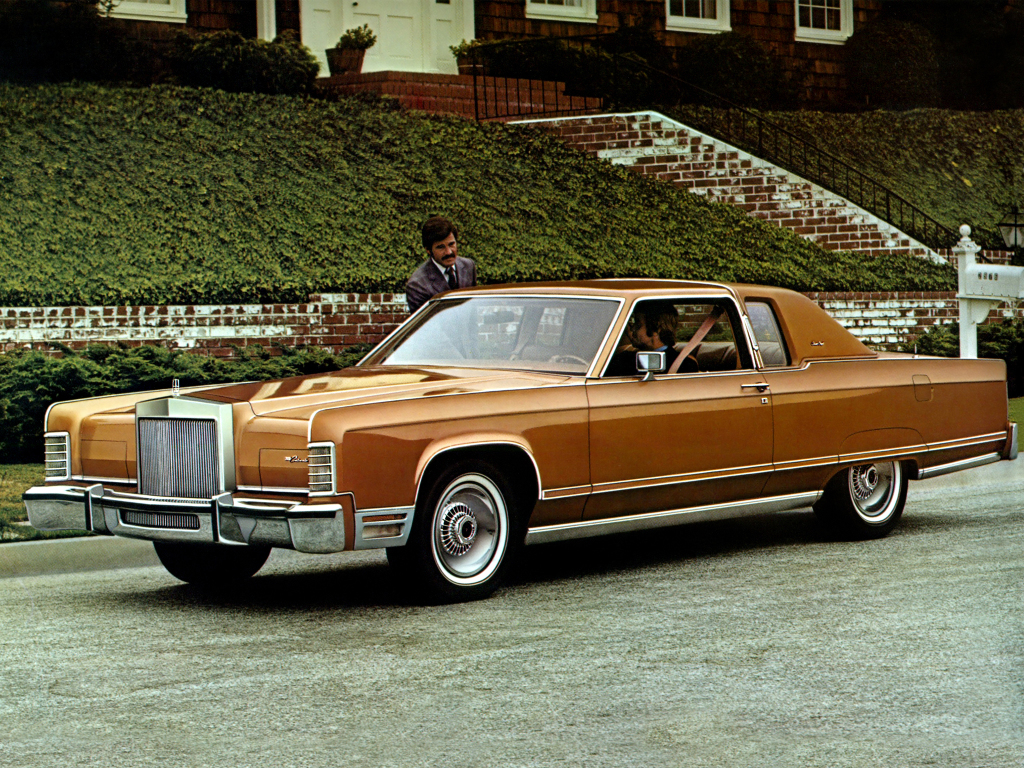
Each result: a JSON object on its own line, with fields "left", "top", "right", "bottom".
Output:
{"left": 603, "top": 300, "right": 746, "bottom": 376}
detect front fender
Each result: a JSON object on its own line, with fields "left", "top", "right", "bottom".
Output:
{"left": 414, "top": 433, "right": 542, "bottom": 500}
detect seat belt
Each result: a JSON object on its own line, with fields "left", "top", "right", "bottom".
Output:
{"left": 668, "top": 306, "right": 724, "bottom": 375}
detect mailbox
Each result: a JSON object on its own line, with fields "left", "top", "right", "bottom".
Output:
{"left": 955, "top": 224, "right": 1024, "bottom": 358}
{"left": 961, "top": 264, "right": 1024, "bottom": 300}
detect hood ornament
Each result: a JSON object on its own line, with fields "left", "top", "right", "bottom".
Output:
{"left": 171, "top": 379, "right": 180, "bottom": 398}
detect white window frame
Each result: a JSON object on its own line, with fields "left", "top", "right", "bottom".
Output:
{"left": 525, "top": 0, "right": 598, "bottom": 24}
{"left": 666, "top": 0, "right": 731, "bottom": 34}
{"left": 794, "top": 0, "right": 853, "bottom": 45}
{"left": 105, "top": 0, "right": 187, "bottom": 24}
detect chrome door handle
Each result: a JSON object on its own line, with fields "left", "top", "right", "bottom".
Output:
{"left": 741, "top": 383, "right": 770, "bottom": 392}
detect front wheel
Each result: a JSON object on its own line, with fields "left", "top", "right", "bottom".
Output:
{"left": 153, "top": 541, "right": 271, "bottom": 586}
{"left": 387, "top": 461, "right": 521, "bottom": 604}
{"left": 814, "top": 460, "right": 908, "bottom": 539}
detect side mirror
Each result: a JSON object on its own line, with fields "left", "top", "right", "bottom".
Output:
{"left": 636, "top": 351, "right": 666, "bottom": 380}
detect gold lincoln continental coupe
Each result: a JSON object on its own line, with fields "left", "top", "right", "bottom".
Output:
{"left": 25, "top": 280, "right": 1017, "bottom": 602}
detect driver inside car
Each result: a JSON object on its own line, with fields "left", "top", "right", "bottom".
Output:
{"left": 605, "top": 302, "right": 694, "bottom": 377}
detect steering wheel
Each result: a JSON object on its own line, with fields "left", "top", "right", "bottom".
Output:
{"left": 548, "top": 354, "right": 590, "bottom": 367}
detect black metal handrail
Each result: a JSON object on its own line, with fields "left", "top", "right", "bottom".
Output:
{"left": 467, "top": 36, "right": 956, "bottom": 252}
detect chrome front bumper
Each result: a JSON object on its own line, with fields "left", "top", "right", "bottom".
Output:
{"left": 23, "top": 484, "right": 347, "bottom": 554}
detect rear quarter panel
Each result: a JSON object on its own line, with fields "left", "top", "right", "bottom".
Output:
{"left": 763, "top": 355, "right": 1008, "bottom": 496}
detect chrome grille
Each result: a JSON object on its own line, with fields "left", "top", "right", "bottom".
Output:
{"left": 121, "top": 510, "right": 201, "bottom": 530}
{"left": 308, "top": 443, "right": 336, "bottom": 495}
{"left": 44, "top": 433, "right": 70, "bottom": 480}
{"left": 138, "top": 418, "right": 219, "bottom": 498}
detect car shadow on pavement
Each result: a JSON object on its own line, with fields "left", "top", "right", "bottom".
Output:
{"left": 100, "top": 504, "right": 993, "bottom": 612}
{"left": 514, "top": 508, "right": 829, "bottom": 585}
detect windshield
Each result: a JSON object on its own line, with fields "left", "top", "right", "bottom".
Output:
{"left": 363, "top": 296, "right": 621, "bottom": 375}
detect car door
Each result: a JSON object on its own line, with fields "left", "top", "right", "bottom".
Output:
{"left": 583, "top": 296, "right": 774, "bottom": 521}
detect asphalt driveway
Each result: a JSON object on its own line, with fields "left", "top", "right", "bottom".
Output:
{"left": 1, "top": 463, "right": 1021, "bottom": 768}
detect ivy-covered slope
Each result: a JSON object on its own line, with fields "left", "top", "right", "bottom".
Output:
{"left": 0, "top": 83, "right": 953, "bottom": 306}
{"left": 751, "top": 109, "right": 1024, "bottom": 250}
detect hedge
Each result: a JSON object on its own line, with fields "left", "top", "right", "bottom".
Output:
{"left": 0, "top": 344, "right": 371, "bottom": 463}
{"left": 0, "top": 82, "right": 955, "bottom": 309}
{"left": 846, "top": 19, "right": 941, "bottom": 110}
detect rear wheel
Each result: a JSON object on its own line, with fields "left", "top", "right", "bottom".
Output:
{"left": 814, "top": 460, "right": 908, "bottom": 539}
{"left": 387, "top": 461, "right": 522, "bottom": 604}
{"left": 153, "top": 542, "right": 271, "bottom": 586}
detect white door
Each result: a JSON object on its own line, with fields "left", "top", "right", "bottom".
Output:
{"left": 301, "top": 0, "right": 344, "bottom": 76}
{"left": 301, "top": 0, "right": 469, "bottom": 74}
{"left": 428, "top": 0, "right": 462, "bottom": 74}
{"left": 352, "top": 0, "right": 422, "bottom": 72}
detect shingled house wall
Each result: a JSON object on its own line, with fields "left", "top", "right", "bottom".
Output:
{"left": 475, "top": 0, "right": 884, "bottom": 104}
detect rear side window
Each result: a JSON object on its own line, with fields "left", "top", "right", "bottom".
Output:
{"left": 747, "top": 301, "right": 790, "bottom": 367}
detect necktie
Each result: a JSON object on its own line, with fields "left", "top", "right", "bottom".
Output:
{"left": 445, "top": 266, "right": 458, "bottom": 290}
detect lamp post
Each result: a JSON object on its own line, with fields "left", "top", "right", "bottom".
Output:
{"left": 999, "top": 205, "right": 1023, "bottom": 253}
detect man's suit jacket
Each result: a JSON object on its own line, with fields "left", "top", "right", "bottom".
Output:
{"left": 405, "top": 256, "right": 476, "bottom": 314}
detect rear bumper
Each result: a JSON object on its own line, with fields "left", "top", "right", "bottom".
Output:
{"left": 23, "top": 484, "right": 347, "bottom": 554}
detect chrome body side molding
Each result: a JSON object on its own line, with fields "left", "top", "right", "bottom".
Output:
{"left": 913, "top": 453, "right": 1002, "bottom": 480}
{"left": 524, "top": 492, "right": 822, "bottom": 546}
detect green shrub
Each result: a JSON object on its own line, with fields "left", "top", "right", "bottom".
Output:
{"left": 171, "top": 30, "right": 320, "bottom": 95}
{"left": 472, "top": 38, "right": 636, "bottom": 103}
{"left": 0, "top": 343, "right": 371, "bottom": 463}
{"left": 674, "top": 32, "right": 796, "bottom": 109}
{"left": 901, "top": 321, "right": 1024, "bottom": 397}
{"left": 846, "top": 19, "right": 941, "bottom": 109}
{"left": 469, "top": 26, "right": 670, "bottom": 108}
{"left": 335, "top": 25, "right": 377, "bottom": 51}
{"left": 0, "top": 0, "right": 151, "bottom": 84}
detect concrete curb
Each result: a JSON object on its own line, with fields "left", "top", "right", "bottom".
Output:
{"left": 2, "top": 459, "right": 1019, "bottom": 578}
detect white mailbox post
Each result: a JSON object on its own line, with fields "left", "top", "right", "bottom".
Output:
{"left": 956, "top": 224, "right": 1024, "bottom": 358}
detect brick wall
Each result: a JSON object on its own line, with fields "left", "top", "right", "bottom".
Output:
{"left": 2, "top": 291, "right": 1020, "bottom": 356}
{"left": 1, "top": 294, "right": 408, "bottom": 357}
{"left": 814, "top": 292, "right": 1024, "bottom": 347}
{"left": 316, "top": 72, "right": 600, "bottom": 120}
{"left": 475, "top": 0, "right": 883, "bottom": 105}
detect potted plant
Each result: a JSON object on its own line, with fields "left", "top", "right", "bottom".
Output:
{"left": 327, "top": 24, "right": 377, "bottom": 75}
{"left": 450, "top": 39, "right": 483, "bottom": 76}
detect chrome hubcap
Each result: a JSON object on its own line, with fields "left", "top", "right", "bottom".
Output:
{"left": 439, "top": 502, "right": 478, "bottom": 557}
{"left": 851, "top": 465, "right": 879, "bottom": 500}
{"left": 431, "top": 473, "right": 508, "bottom": 586}
{"left": 848, "top": 462, "right": 899, "bottom": 520}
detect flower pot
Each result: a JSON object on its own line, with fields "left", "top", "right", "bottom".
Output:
{"left": 327, "top": 48, "right": 366, "bottom": 75}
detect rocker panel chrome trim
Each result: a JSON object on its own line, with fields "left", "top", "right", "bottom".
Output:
{"left": 915, "top": 453, "right": 1001, "bottom": 480}
{"left": 525, "top": 492, "right": 822, "bottom": 545}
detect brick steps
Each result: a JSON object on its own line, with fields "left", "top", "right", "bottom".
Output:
{"left": 517, "top": 112, "right": 944, "bottom": 262}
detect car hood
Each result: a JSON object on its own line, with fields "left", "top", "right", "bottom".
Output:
{"left": 192, "top": 365, "right": 575, "bottom": 419}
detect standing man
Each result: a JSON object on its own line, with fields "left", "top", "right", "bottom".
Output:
{"left": 405, "top": 216, "right": 476, "bottom": 314}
